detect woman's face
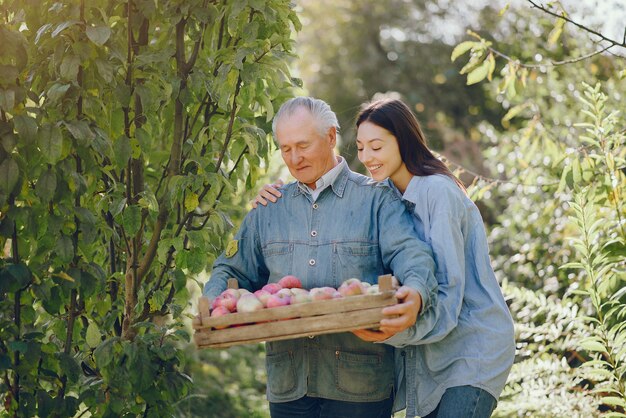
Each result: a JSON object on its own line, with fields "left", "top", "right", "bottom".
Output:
{"left": 356, "top": 121, "right": 407, "bottom": 183}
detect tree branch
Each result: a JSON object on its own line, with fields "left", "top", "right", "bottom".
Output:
{"left": 489, "top": 44, "right": 615, "bottom": 68}
{"left": 527, "top": 0, "right": 626, "bottom": 48}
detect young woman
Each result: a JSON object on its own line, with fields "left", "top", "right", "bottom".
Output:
{"left": 253, "top": 98, "right": 515, "bottom": 418}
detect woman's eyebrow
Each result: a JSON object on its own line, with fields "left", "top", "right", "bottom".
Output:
{"left": 355, "top": 137, "right": 384, "bottom": 144}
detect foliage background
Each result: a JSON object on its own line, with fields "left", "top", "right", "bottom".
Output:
{"left": 1, "top": 0, "right": 625, "bottom": 417}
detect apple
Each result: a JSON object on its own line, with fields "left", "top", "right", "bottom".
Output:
{"left": 210, "top": 306, "right": 230, "bottom": 329}
{"left": 262, "top": 283, "right": 283, "bottom": 294}
{"left": 236, "top": 294, "right": 264, "bottom": 313}
{"left": 366, "top": 284, "right": 380, "bottom": 295}
{"left": 277, "top": 275, "right": 302, "bottom": 289}
{"left": 266, "top": 292, "right": 291, "bottom": 308}
{"left": 310, "top": 287, "right": 342, "bottom": 301}
{"left": 211, "top": 293, "right": 238, "bottom": 312}
{"left": 277, "top": 288, "right": 294, "bottom": 297}
{"left": 291, "top": 290, "right": 312, "bottom": 304}
{"left": 254, "top": 289, "right": 272, "bottom": 307}
{"left": 338, "top": 278, "right": 365, "bottom": 297}
{"left": 222, "top": 288, "right": 241, "bottom": 299}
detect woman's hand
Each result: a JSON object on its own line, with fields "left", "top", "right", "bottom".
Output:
{"left": 250, "top": 179, "right": 284, "bottom": 208}
{"left": 352, "top": 286, "right": 422, "bottom": 342}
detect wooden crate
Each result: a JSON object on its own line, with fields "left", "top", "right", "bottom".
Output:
{"left": 193, "top": 275, "right": 397, "bottom": 349}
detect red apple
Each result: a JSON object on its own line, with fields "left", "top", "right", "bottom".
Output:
{"left": 210, "top": 306, "right": 230, "bottom": 329}
{"left": 236, "top": 294, "right": 264, "bottom": 313}
{"left": 338, "top": 278, "right": 365, "bottom": 297}
{"left": 277, "top": 275, "right": 302, "bottom": 289}
{"left": 211, "top": 293, "right": 238, "bottom": 312}
{"left": 262, "top": 282, "right": 283, "bottom": 294}
{"left": 266, "top": 292, "right": 291, "bottom": 308}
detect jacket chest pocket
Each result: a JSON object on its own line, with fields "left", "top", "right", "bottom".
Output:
{"left": 261, "top": 242, "right": 294, "bottom": 279}
{"left": 333, "top": 242, "right": 379, "bottom": 283}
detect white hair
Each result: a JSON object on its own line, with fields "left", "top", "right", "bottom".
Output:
{"left": 272, "top": 97, "right": 340, "bottom": 138}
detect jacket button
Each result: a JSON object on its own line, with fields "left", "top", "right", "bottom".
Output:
{"left": 311, "top": 230, "right": 317, "bottom": 237}
{"left": 308, "top": 259, "right": 316, "bottom": 266}
{"left": 312, "top": 203, "right": 319, "bottom": 209}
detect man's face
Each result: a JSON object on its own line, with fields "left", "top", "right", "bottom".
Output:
{"left": 275, "top": 107, "right": 337, "bottom": 189}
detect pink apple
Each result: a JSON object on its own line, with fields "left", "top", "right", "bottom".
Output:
{"left": 211, "top": 293, "right": 238, "bottom": 312}
{"left": 262, "top": 283, "right": 283, "bottom": 294}
{"left": 236, "top": 294, "right": 264, "bottom": 313}
{"left": 277, "top": 288, "right": 293, "bottom": 297}
{"left": 254, "top": 289, "right": 272, "bottom": 307}
{"left": 266, "top": 293, "right": 291, "bottom": 308}
{"left": 210, "top": 306, "right": 230, "bottom": 329}
{"left": 338, "top": 278, "right": 365, "bottom": 297}
{"left": 277, "top": 275, "right": 302, "bottom": 289}
{"left": 310, "top": 287, "right": 342, "bottom": 301}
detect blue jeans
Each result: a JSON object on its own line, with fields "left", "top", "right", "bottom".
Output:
{"left": 269, "top": 395, "right": 394, "bottom": 418}
{"left": 422, "top": 386, "right": 496, "bottom": 418}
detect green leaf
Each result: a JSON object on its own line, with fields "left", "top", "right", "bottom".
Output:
{"left": 13, "top": 114, "right": 38, "bottom": 145}
{"left": 36, "top": 390, "right": 55, "bottom": 418}
{"left": 86, "top": 25, "right": 111, "bottom": 46}
{"left": 0, "top": 263, "right": 32, "bottom": 293}
{"left": 0, "top": 64, "right": 19, "bottom": 85}
{"left": 138, "top": 190, "right": 158, "bottom": 212}
{"left": 451, "top": 41, "right": 477, "bottom": 62}
{"left": 121, "top": 205, "right": 141, "bottom": 236}
{"left": 548, "top": 17, "right": 565, "bottom": 46}
{"left": 60, "top": 55, "right": 81, "bottom": 80}
{"left": 0, "top": 88, "right": 15, "bottom": 112}
{"left": 38, "top": 124, "right": 64, "bottom": 164}
{"left": 94, "top": 337, "right": 120, "bottom": 369}
{"left": 51, "top": 20, "right": 80, "bottom": 38}
{"left": 184, "top": 192, "right": 199, "bottom": 212}
{"left": 55, "top": 235, "right": 74, "bottom": 264}
{"left": 58, "top": 352, "right": 80, "bottom": 383}
{"left": 35, "top": 168, "right": 57, "bottom": 202}
{"left": 95, "top": 58, "right": 114, "bottom": 83}
{"left": 47, "top": 83, "right": 71, "bottom": 103}
{"left": 466, "top": 59, "right": 490, "bottom": 85}
{"left": 579, "top": 339, "right": 607, "bottom": 353}
{"left": 65, "top": 120, "right": 95, "bottom": 145}
{"left": 0, "top": 157, "right": 19, "bottom": 194}
{"left": 114, "top": 135, "right": 131, "bottom": 169}
{"left": 86, "top": 322, "right": 101, "bottom": 348}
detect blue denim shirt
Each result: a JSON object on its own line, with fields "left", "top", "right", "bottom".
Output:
{"left": 203, "top": 164, "right": 437, "bottom": 403}
{"left": 384, "top": 175, "right": 515, "bottom": 417}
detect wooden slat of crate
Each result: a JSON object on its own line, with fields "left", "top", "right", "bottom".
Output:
{"left": 193, "top": 291, "right": 396, "bottom": 331}
{"left": 194, "top": 306, "right": 387, "bottom": 348}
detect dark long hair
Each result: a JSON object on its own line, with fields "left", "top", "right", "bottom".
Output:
{"left": 356, "top": 98, "right": 466, "bottom": 192}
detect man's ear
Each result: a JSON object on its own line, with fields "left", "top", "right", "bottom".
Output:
{"left": 327, "top": 126, "right": 337, "bottom": 147}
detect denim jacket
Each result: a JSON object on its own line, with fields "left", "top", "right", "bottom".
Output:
{"left": 204, "top": 164, "right": 437, "bottom": 403}
{"left": 384, "top": 175, "right": 515, "bottom": 417}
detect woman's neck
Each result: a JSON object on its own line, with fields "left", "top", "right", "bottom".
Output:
{"left": 391, "top": 166, "right": 413, "bottom": 194}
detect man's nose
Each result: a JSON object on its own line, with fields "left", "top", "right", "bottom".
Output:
{"left": 290, "top": 150, "right": 302, "bottom": 165}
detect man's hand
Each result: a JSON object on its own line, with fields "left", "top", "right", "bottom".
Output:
{"left": 352, "top": 286, "right": 422, "bottom": 342}
{"left": 250, "top": 179, "right": 284, "bottom": 208}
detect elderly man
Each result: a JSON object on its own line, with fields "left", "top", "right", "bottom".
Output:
{"left": 203, "top": 97, "right": 437, "bottom": 418}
